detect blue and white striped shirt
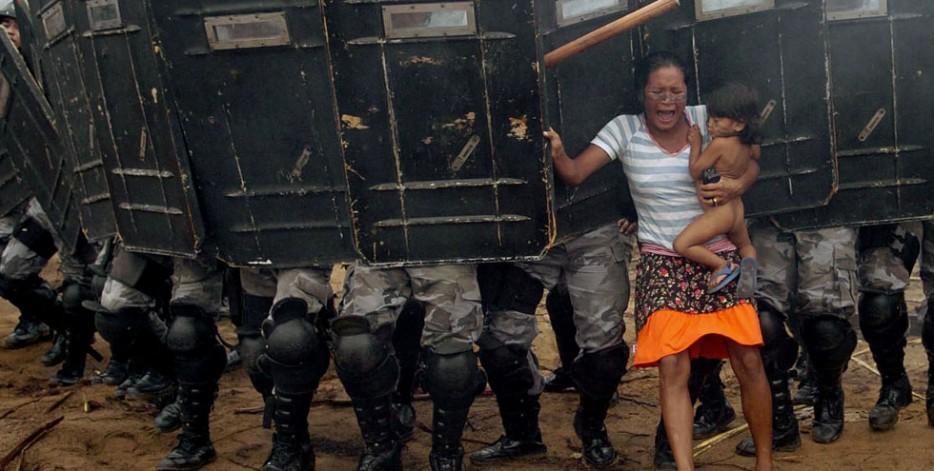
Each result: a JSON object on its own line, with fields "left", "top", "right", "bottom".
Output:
{"left": 591, "top": 106, "right": 715, "bottom": 250}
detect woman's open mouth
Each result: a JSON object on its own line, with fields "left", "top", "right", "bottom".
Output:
{"left": 656, "top": 110, "right": 676, "bottom": 125}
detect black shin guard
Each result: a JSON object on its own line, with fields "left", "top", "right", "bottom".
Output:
{"left": 802, "top": 316, "right": 856, "bottom": 443}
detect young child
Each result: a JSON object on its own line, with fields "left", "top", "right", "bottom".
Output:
{"left": 672, "top": 83, "right": 761, "bottom": 294}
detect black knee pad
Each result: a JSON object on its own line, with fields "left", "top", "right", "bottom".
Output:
{"left": 478, "top": 263, "right": 544, "bottom": 315}
{"left": 166, "top": 304, "right": 226, "bottom": 384}
{"left": 12, "top": 217, "right": 56, "bottom": 259}
{"left": 94, "top": 307, "right": 149, "bottom": 358}
{"left": 801, "top": 316, "right": 857, "bottom": 370}
{"left": 758, "top": 308, "right": 798, "bottom": 375}
{"left": 572, "top": 343, "right": 629, "bottom": 400}
{"left": 858, "top": 292, "right": 908, "bottom": 347}
{"left": 422, "top": 349, "right": 486, "bottom": 410}
{"left": 331, "top": 315, "right": 398, "bottom": 399}
{"left": 261, "top": 298, "right": 329, "bottom": 395}
{"left": 477, "top": 332, "right": 535, "bottom": 397}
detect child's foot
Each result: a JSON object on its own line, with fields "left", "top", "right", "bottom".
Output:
{"left": 737, "top": 258, "right": 758, "bottom": 298}
{"left": 708, "top": 262, "right": 740, "bottom": 293}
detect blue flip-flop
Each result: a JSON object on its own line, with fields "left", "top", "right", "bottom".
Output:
{"left": 708, "top": 262, "right": 741, "bottom": 294}
{"left": 736, "top": 258, "right": 758, "bottom": 298}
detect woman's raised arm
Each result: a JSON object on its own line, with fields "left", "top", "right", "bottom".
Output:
{"left": 544, "top": 129, "right": 612, "bottom": 186}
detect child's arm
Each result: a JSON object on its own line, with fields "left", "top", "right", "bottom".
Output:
{"left": 689, "top": 137, "right": 726, "bottom": 181}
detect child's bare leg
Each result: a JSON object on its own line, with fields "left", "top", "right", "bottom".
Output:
{"left": 673, "top": 206, "right": 736, "bottom": 271}
{"left": 659, "top": 351, "right": 694, "bottom": 471}
{"left": 727, "top": 342, "right": 773, "bottom": 471}
{"left": 728, "top": 200, "right": 756, "bottom": 259}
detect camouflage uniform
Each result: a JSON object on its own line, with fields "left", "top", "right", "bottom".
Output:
{"left": 732, "top": 219, "right": 859, "bottom": 450}
{"left": 472, "top": 223, "right": 634, "bottom": 466}
{"left": 854, "top": 223, "right": 921, "bottom": 431}
{"left": 332, "top": 263, "right": 485, "bottom": 470}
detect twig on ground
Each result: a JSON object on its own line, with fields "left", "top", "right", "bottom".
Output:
{"left": 233, "top": 405, "right": 265, "bottom": 415}
{"left": 617, "top": 394, "right": 657, "bottom": 408}
{"left": 693, "top": 405, "right": 811, "bottom": 458}
{"left": 44, "top": 391, "right": 74, "bottom": 413}
{"left": 0, "top": 416, "right": 64, "bottom": 469}
{"left": 0, "top": 397, "right": 44, "bottom": 421}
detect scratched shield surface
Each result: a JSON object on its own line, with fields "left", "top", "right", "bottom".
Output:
{"left": 0, "top": 30, "right": 82, "bottom": 253}
{"left": 774, "top": 0, "right": 934, "bottom": 230}
{"left": 27, "top": 0, "right": 116, "bottom": 241}
{"left": 73, "top": 0, "right": 204, "bottom": 257}
{"left": 643, "top": 0, "right": 837, "bottom": 216}
{"left": 327, "top": 0, "right": 551, "bottom": 265}
{"left": 539, "top": 0, "right": 639, "bottom": 242}
{"left": 149, "top": 0, "right": 357, "bottom": 267}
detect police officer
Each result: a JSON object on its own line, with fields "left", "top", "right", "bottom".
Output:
{"left": 856, "top": 223, "right": 920, "bottom": 431}
{"left": 236, "top": 267, "right": 333, "bottom": 471}
{"left": 332, "top": 262, "right": 484, "bottom": 471}
{"left": 735, "top": 220, "right": 858, "bottom": 453}
{"left": 471, "top": 223, "right": 634, "bottom": 469}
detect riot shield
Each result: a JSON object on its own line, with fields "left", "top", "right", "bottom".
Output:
{"left": 326, "top": 0, "right": 552, "bottom": 265}
{"left": 0, "top": 30, "right": 81, "bottom": 253}
{"left": 28, "top": 0, "right": 116, "bottom": 241}
{"left": 147, "top": 0, "right": 357, "bottom": 267}
{"left": 642, "top": 0, "right": 837, "bottom": 217}
{"left": 538, "top": 0, "right": 639, "bottom": 241}
{"left": 73, "top": 0, "right": 204, "bottom": 257}
{"left": 0, "top": 85, "right": 30, "bottom": 216}
{"left": 774, "top": 0, "right": 934, "bottom": 230}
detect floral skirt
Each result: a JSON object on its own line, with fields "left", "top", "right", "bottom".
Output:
{"left": 631, "top": 251, "right": 763, "bottom": 368}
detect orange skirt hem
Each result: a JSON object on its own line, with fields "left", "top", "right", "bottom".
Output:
{"left": 631, "top": 303, "right": 763, "bottom": 368}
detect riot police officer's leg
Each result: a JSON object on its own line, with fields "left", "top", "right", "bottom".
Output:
{"left": 238, "top": 268, "right": 276, "bottom": 399}
{"left": 259, "top": 268, "right": 332, "bottom": 471}
{"left": 157, "top": 258, "right": 227, "bottom": 470}
{"left": 409, "top": 265, "right": 485, "bottom": 471}
{"left": 393, "top": 299, "right": 425, "bottom": 441}
{"left": 333, "top": 264, "right": 410, "bottom": 471}
{"left": 0, "top": 216, "right": 63, "bottom": 349}
{"left": 796, "top": 226, "right": 859, "bottom": 444}
{"left": 692, "top": 360, "right": 736, "bottom": 439}
{"left": 544, "top": 285, "right": 578, "bottom": 392}
{"left": 471, "top": 263, "right": 546, "bottom": 465}
{"left": 857, "top": 224, "right": 919, "bottom": 431}
{"left": 921, "top": 219, "right": 934, "bottom": 426}
{"left": 54, "top": 273, "right": 98, "bottom": 385}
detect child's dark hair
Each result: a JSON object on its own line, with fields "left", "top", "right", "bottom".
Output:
{"left": 635, "top": 51, "right": 690, "bottom": 96}
{"left": 706, "top": 83, "right": 761, "bottom": 145}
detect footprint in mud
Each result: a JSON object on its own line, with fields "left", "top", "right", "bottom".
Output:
{"left": 313, "top": 436, "right": 364, "bottom": 457}
{"left": 88, "top": 430, "right": 142, "bottom": 458}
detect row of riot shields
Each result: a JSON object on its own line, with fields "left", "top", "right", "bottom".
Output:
{"left": 0, "top": 0, "right": 930, "bottom": 266}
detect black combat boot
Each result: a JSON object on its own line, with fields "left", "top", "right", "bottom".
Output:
{"left": 736, "top": 372, "right": 801, "bottom": 455}
{"left": 263, "top": 392, "right": 315, "bottom": 471}
{"left": 155, "top": 394, "right": 183, "bottom": 433}
{"left": 352, "top": 395, "right": 402, "bottom": 471}
{"left": 54, "top": 308, "right": 97, "bottom": 386}
{"left": 868, "top": 372, "right": 912, "bottom": 431}
{"left": 860, "top": 292, "right": 913, "bottom": 431}
{"left": 429, "top": 404, "right": 471, "bottom": 471}
{"left": 692, "top": 363, "right": 736, "bottom": 440}
{"left": 812, "top": 383, "right": 845, "bottom": 444}
{"left": 41, "top": 333, "right": 67, "bottom": 366}
{"left": 155, "top": 384, "right": 217, "bottom": 470}
{"left": 653, "top": 420, "right": 675, "bottom": 470}
{"left": 927, "top": 350, "right": 934, "bottom": 428}
{"left": 574, "top": 394, "right": 617, "bottom": 468}
{"left": 802, "top": 316, "right": 855, "bottom": 444}
{"left": 470, "top": 394, "right": 546, "bottom": 464}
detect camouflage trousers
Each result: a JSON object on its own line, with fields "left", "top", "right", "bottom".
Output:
{"left": 339, "top": 263, "right": 482, "bottom": 354}
{"left": 748, "top": 218, "right": 858, "bottom": 319}
{"left": 858, "top": 223, "right": 922, "bottom": 294}
{"left": 921, "top": 220, "right": 934, "bottom": 299}
{"left": 100, "top": 255, "right": 224, "bottom": 315}
{"left": 486, "top": 223, "right": 634, "bottom": 354}
{"left": 0, "top": 198, "right": 84, "bottom": 282}
{"left": 239, "top": 266, "right": 332, "bottom": 316}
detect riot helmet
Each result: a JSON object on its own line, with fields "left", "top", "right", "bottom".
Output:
{"left": 0, "top": 1, "right": 14, "bottom": 21}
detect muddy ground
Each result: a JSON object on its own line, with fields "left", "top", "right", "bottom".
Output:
{"left": 0, "top": 260, "right": 932, "bottom": 470}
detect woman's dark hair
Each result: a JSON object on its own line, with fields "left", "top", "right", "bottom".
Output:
{"left": 634, "top": 51, "right": 689, "bottom": 94}
{"left": 706, "top": 82, "right": 761, "bottom": 145}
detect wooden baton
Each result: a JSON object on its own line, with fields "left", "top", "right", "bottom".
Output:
{"left": 544, "top": 0, "right": 681, "bottom": 69}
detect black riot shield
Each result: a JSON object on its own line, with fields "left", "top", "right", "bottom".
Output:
{"left": 72, "top": 0, "right": 204, "bottom": 257}
{"left": 27, "top": 0, "right": 116, "bottom": 241}
{"left": 774, "top": 0, "right": 934, "bottom": 230}
{"left": 147, "top": 0, "right": 357, "bottom": 267}
{"left": 538, "top": 0, "right": 639, "bottom": 241}
{"left": 326, "top": 0, "right": 552, "bottom": 265}
{"left": 642, "top": 0, "right": 837, "bottom": 217}
{"left": 0, "top": 99, "right": 30, "bottom": 217}
{"left": 0, "top": 31, "right": 81, "bottom": 253}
